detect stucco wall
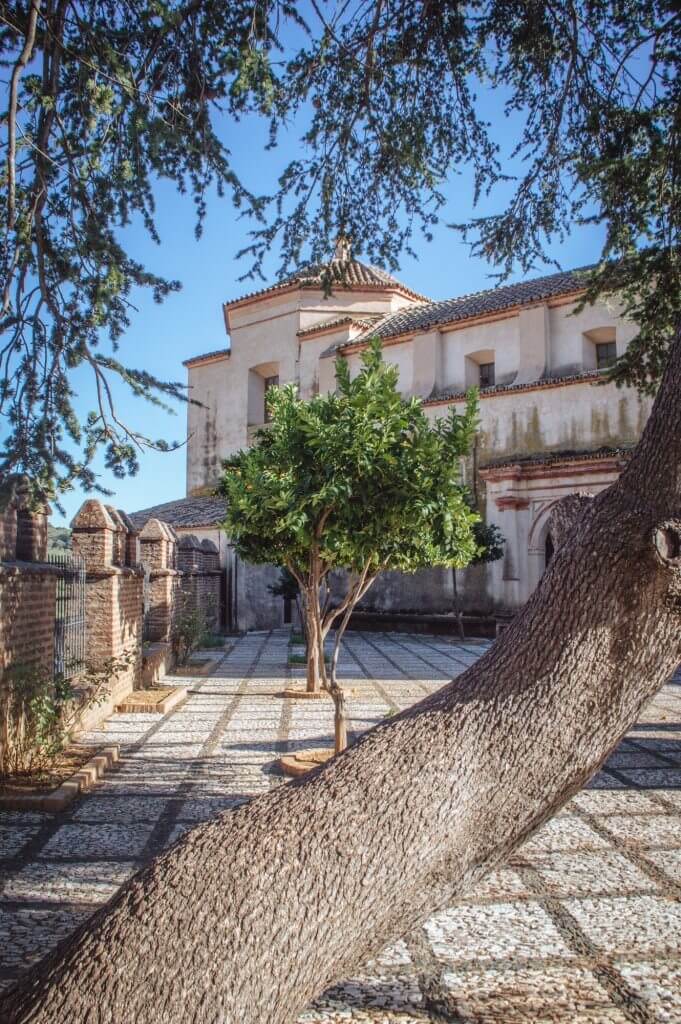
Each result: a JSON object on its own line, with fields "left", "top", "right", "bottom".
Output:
{"left": 425, "top": 378, "right": 653, "bottom": 468}
{"left": 441, "top": 315, "right": 520, "bottom": 391}
{"left": 186, "top": 356, "right": 231, "bottom": 494}
{"left": 548, "top": 298, "right": 637, "bottom": 376}
{"left": 187, "top": 286, "right": 408, "bottom": 491}
{"left": 345, "top": 338, "right": 414, "bottom": 393}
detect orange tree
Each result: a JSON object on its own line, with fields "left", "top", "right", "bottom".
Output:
{"left": 221, "top": 340, "right": 480, "bottom": 751}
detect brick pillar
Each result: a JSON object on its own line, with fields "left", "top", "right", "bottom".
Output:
{"left": 0, "top": 503, "right": 17, "bottom": 561}
{"left": 117, "top": 510, "right": 140, "bottom": 566}
{"left": 200, "top": 540, "right": 221, "bottom": 629}
{"left": 0, "top": 566, "right": 58, "bottom": 680}
{"left": 0, "top": 475, "right": 26, "bottom": 561}
{"left": 177, "top": 534, "right": 203, "bottom": 572}
{"left": 71, "top": 499, "right": 143, "bottom": 724}
{"left": 15, "top": 506, "right": 48, "bottom": 562}
{"left": 139, "top": 518, "right": 181, "bottom": 641}
{"left": 71, "top": 499, "right": 115, "bottom": 569}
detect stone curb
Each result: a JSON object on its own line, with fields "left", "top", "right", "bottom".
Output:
{"left": 116, "top": 686, "right": 188, "bottom": 715}
{"left": 278, "top": 687, "right": 331, "bottom": 700}
{"left": 280, "top": 747, "right": 335, "bottom": 778}
{"left": 0, "top": 745, "right": 119, "bottom": 813}
{"left": 169, "top": 656, "right": 222, "bottom": 678}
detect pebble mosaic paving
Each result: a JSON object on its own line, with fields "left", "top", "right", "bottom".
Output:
{"left": 1, "top": 629, "right": 681, "bottom": 1022}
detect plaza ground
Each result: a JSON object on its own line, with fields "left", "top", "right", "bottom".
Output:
{"left": 1, "top": 630, "right": 681, "bottom": 1022}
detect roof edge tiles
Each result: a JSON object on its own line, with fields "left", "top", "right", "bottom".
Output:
{"left": 424, "top": 370, "right": 610, "bottom": 406}
{"left": 183, "top": 348, "right": 230, "bottom": 369}
{"left": 480, "top": 445, "right": 634, "bottom": 473}
{"left": 296, "top": 314, "right": 384, "bottom": 339}
{"left": 128, "top": 495, "right": 227, "bottom": 530}
{"left": 320, "top": 266, "right": 595, "bottom": 357}
{"left": 223, "top": 257, "right": 429, "bottom": 310}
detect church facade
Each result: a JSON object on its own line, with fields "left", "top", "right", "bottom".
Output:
{"left": 175, "top": 251, "right": 652, "bottom": 631}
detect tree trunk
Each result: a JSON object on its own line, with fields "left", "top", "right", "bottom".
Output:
{"left": 3, "top": 336, "right": 681, "bottom": 1024}
{"left": 294, "top": 595, "right": 307, "bottom": 658}
{"left": 329, "top": 673, "right": 348, "bottom": 753}
{"left": 452, "top": 567, "right": 465, "bottom": 640}
{"left": 304, "top": 598, "right": 322, "bottom": 693}
{"left": 326, "top": 573, "right": 378, "bottom": 753}
{"left": 327, "top": 617, "right": 350, "bottom": 755}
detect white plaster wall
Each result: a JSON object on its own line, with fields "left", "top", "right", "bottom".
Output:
{"left": 426, "top": 379, "right": 653, "bottom": 465}
{"left": 187, "top": 287, "right": 419, "bottom": 492}
{"left": 346, "top": 339, "right": 414, "bottom": 393}
{"left": 479, "top": 464, "right": 622, "bottom": 615}
{"left": 548, "top": 299, "right": 638, "bottom": 376}
{"left": 235, "top": 559, "right": 284, "bottom": 631}
{"left": 186, "top": 356, "right": 232, "bottom": 495}
{"left": 441, "top": 316, "right": 520, "bottom": 391}
{"left": 298, "top": 332, "right": 349, "bottom": 398}
{"left": 187, "top": 295, "right": 300, "bottom": 491}
{"left": 297, "top": 287, "right": 411, "bottom": 332}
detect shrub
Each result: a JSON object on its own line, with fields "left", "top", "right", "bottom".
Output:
{"left": 171, "top": 595, "right": 215, "bottom": 666}
{"left": 0, "top": 654, "right": 131, "bottom": 779}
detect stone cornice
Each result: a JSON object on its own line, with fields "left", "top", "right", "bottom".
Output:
{"left": 480, "top": 452, "right": 631, "bottom": 484}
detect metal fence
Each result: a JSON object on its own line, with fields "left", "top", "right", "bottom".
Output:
{"left": 48, "top": 551, "right": 87, "bottom": 679}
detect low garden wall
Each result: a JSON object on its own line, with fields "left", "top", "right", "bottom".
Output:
{"left": 0, "top": 481, "right": 225, "bottom": 782}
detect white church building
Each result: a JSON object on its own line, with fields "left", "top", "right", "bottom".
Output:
{"left": 131, "top": 247, "right": 653, "bottom": 633}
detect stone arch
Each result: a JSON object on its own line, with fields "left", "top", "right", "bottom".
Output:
{"left": 527, "top": 499, "right": 562, "bottom": 592}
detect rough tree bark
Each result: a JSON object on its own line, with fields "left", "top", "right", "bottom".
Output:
{"left": 3, "top": 335, "right": 681, "bottom": 1024}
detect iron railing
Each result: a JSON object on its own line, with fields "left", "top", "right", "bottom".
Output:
{"left": 48, "top": 551, "right": 87, "bottom": 679}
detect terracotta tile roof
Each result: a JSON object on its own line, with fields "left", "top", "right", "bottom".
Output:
{"left": 424, "top": 369, "right": 606, "bottom": 405}
{"left": 226, "top": 258, "right": 428, "bottom": 307}
{"left": 183, "top": 348, "right": 230, "bottom": 368}
{"left": 481, "top": 445, "right": 634, "bottom": 471}
{"left": 321, "top": 266, "right": 594, "bottom": 357}
{"left": 128, "top": 496, "right": 226, "bottom": 530}
{"left": 296, "top": 313, "right": 383, "bottom": 338}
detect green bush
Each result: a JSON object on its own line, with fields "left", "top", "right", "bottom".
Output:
{"left": 0, "top": 653, "right": 130, "bottom": 779}
{"left": 171, "top": 595, "right": 216, "bottom": 666}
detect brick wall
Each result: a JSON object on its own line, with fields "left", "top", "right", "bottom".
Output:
{"left": 0, "top": 566, "right": 58, "bottom": 678}
{"left": 138, "top": 523, "right": 221, "bottom": 642}
{"left": 0, "top": 476, "right": 56, "bottom": 682}
{"left": 0, "top": 504, "right": 17, "bottom": 562}
{"left": 71, "top": 500, "right": 144, "bottom": 728}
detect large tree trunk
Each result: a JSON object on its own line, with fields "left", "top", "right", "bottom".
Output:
{"left": 3, "top": 336, "right": 681, "bottom": 1024}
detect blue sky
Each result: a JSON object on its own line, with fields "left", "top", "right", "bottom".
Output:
{"left": 50, "top": 89, "right": 606, "bottom": 528}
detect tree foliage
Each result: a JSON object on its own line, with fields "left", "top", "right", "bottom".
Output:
{"left": 1, "top": 1, "right": 678, "bottom": 498}
{"left": 221, "top": 339, "right": 481, "bottom": 733}
{"left": 222, "top": 339, "right": 480, "bottom": 581}
{"left": 0, "top": 0, "right": 285, "bottom": 497}
{"left": 246, "top": 0, "right": 679, "bottom": 395}
{"left": 472, "top": 518, "right": 505, "bottom": 566}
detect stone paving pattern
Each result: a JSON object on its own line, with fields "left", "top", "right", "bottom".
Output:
{"left": 1, "top": 630, "right": 681, "bottom": 1022}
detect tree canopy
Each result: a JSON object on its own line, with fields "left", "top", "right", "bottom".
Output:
{"left": 221, "top": 339, "right": 480, "bottom": 707}
{"left": 1, "top": 0, "right": 678, "bottom": 497}
{"left": 221, "top": 340, "right": 480, "bottom": 582}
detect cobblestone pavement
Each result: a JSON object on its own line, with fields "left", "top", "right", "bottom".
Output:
{"left": 1, "top": 630, "right": 681, "bottom": 1022}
